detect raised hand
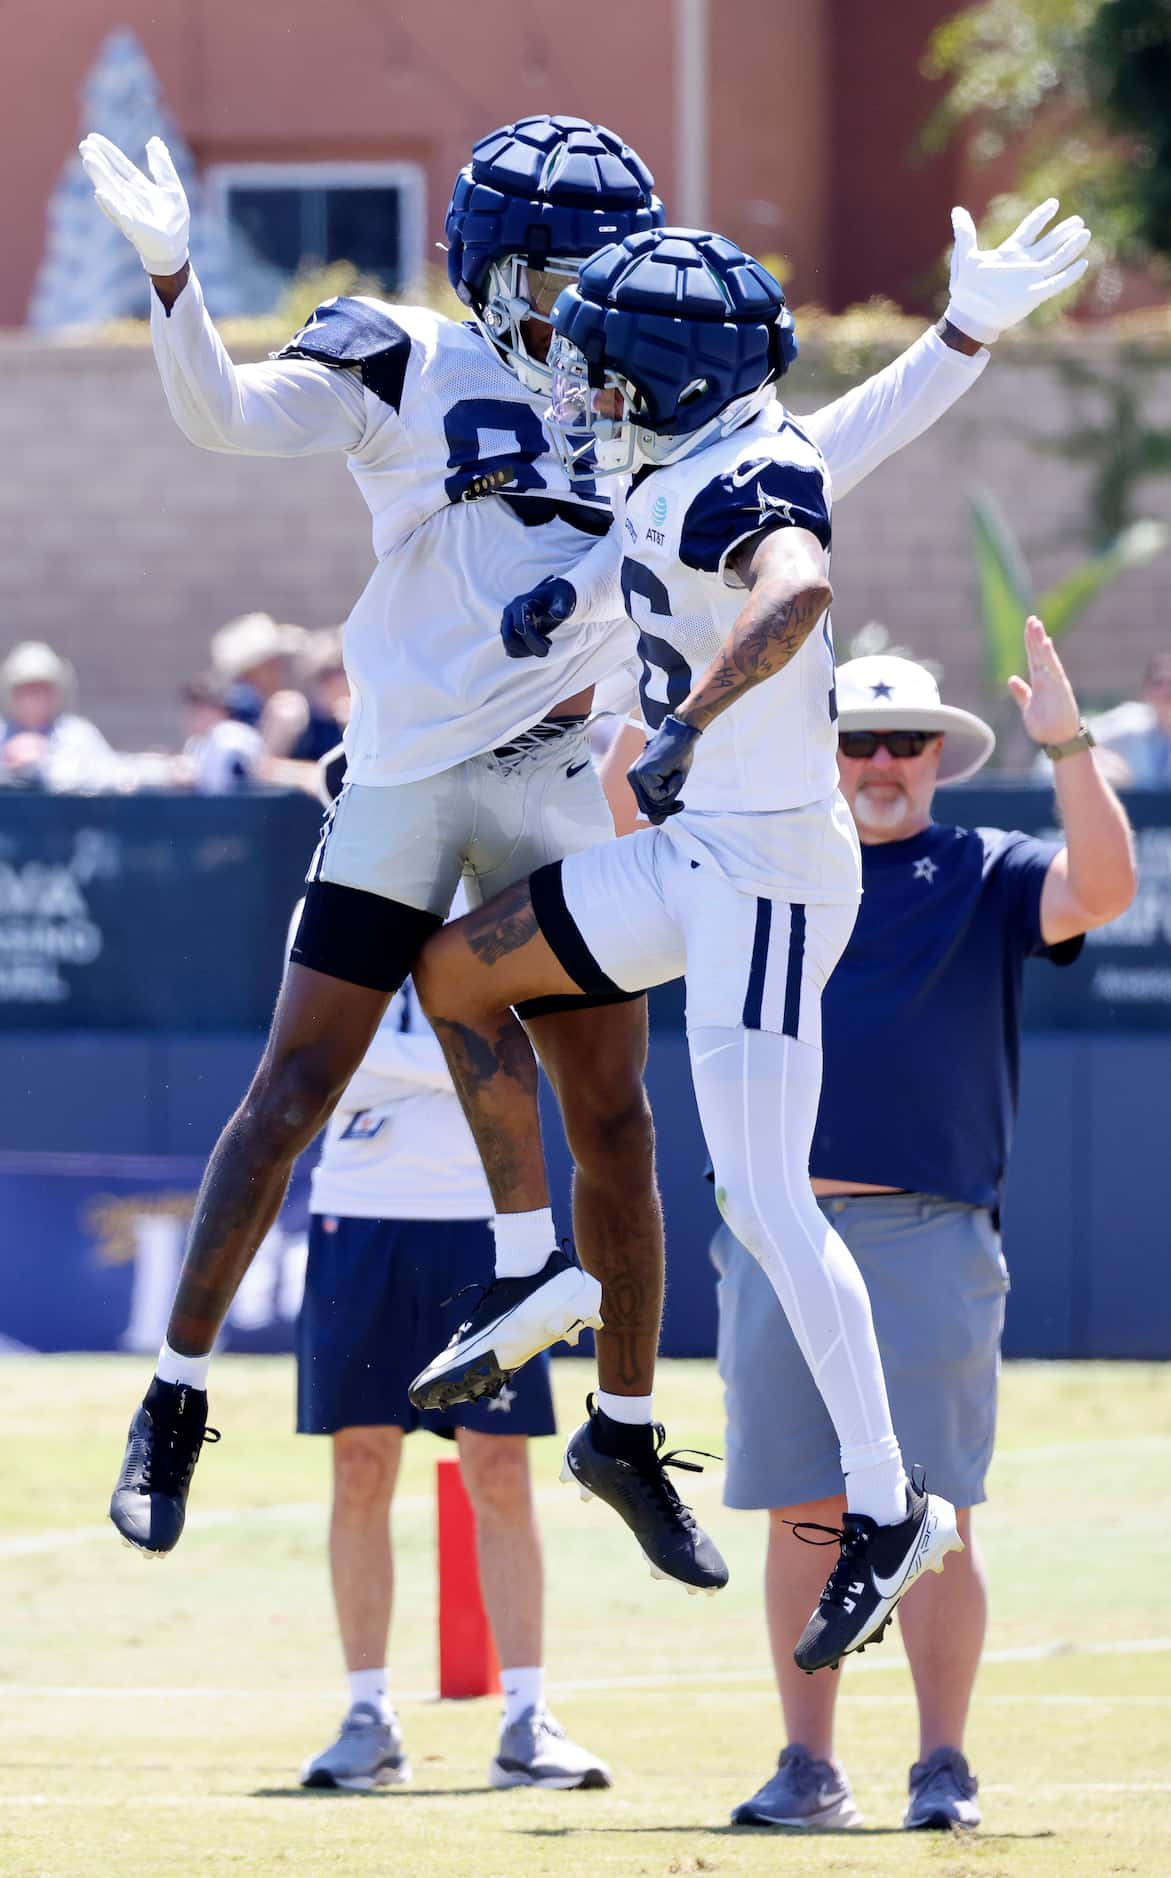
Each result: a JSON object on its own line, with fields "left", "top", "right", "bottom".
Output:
{"left": 945, "top": 199, "right": 1091, "bottom": 345}
{"left": 1008, "top": 615, "right": 1082, "bottom": 746}
{"left": 78, "top": 133, "right": 190, "bottom": 277}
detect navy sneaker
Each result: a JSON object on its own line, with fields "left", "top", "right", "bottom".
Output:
{"left": 109, "top": 1377, "right": 220, "bottom": 1556}
{"left": 904, "top": 1747, "right": 980, "bottom": 1830}
{"left": 408, "top": 1247, "right": 602, "bottom": 1412}
{"left": 793, "top": 1473, "right": 961, "bottom": 1673}
{"left": 561, "top": 1396, "right": 728, "bottom": 1593}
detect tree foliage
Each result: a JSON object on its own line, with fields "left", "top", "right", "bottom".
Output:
{"left": 926, "top": 1, "right": 1171, "bottom": 289}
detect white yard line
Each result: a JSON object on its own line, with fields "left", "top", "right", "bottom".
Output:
{"left": 2, "top": 1636, "right": 1169, "bottom": 1706}
{"left": 2, "top": 1781, "right": 1171, "bottom": 1807}
{"left": 996, "top": 1435, "right": 1171, "bottom": 1463}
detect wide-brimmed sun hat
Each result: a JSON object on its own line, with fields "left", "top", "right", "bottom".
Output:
{"left": 0, "top": 641, "right": 77, "bottom": 712}
{"left": 836, "top": 654, "right": 996, "bottom": 784}
{"left": 210, "top": 612, "right": 306, "bottom": 682}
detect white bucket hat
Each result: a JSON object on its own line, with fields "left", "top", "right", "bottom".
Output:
{"left": 836, "top": 655, "right": 995, "bottom": 785}
{"left": 210, "top": 612, "right": 306, "bottom": 683}
{"left": 0, "top": 641, "right": 77, "bottom": 712}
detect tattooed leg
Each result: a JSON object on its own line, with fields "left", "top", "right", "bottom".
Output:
{"left": 413, "top": 882, "right": 581, "bottom": 1215}
{"left": 526, "top": 1000, "right": 663, "bottom": 1397}
{"left": 166, "top": 964, "right": 390, "bottom": 1353}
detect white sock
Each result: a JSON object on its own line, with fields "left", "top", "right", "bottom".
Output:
{"left": 347, "top": 1667, "right": 391, "bottom": 1721}
{"left": 845, "top": 1459, "right": 909, "bottom": 1528}
{"left": 596, "top": 1390, "right": 654, "bottom": 1426}
{"left": 493, "top": 1208, "right": 556, "bottom": 1279}
{"left": 501, "top": 1665, "right": 544, "bottom": 1726}
{"left": 156, "top": 1341, "right": 211, "bottom": 1391}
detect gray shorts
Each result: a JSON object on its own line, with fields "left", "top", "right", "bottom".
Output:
{"left": 308, "top": 721, "right": 614, "bottom": 915}
{"left": 712, "top": 1194, "right": 1010, "bottom": 1511}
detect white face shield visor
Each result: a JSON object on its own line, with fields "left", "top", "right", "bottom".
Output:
{"left": 546, "top": 333, "right": 643, "bottom": 479}
{"left": 475, "top": 256, "right": 583, "bottom": 395}
{"left": 546, "top": 332, "right": 781, "bottom": 482}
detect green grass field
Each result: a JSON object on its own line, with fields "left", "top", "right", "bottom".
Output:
{"left": 1, "top": 1356, "right": 1169, "bottom": 1878}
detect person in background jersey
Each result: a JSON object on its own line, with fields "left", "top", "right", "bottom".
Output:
{"left": 291, "top": 801, "right": 607, "bottom": 1792}
{"left": 717, "top": 623, "right": 1135, "bottom": 1832}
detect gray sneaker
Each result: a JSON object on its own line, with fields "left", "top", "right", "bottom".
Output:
{"left": 488, "top": 1706, "right": 612, "bottom": 1790}
{"left": 731, "top": 1744, "right": 862, "bottom": 1830}
{"left": 300, "top": 1703, "right": 411, "bottom": 1791}
{"left": 904, "top": 1746, "right": 980, "bottom": 1829}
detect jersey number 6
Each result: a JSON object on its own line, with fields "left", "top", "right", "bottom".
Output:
{"left": 622, "top": 557, "right": 694, "bottom": 731}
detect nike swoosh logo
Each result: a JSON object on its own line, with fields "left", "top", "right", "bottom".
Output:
{"left": 729, "top": 457, "right": 769, "bottom": 487}
{"left": 872, "top": 1517, "right": 931, "bottom": 1599}
{"left": 871, "top": 1566, "right": 911, "bottom": 1600}
{"left": 566, "top": 760, "right": 591, "bottom": 778}
{"left": 690, "top": 1042, "right": 738, "bottom": 1067}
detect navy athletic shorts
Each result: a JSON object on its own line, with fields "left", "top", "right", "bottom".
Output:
{"left": 296, "top": 1214, "right": 557, "bottom": 1438}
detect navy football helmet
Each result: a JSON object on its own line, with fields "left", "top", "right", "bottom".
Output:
{"left": 547, "top": 228, "right": 798, "bottom": 477}
{"left": 446, "top": 115, "right": 663, "bottom": 393}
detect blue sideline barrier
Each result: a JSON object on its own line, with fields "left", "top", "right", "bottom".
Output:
{"left": 0, "top": 1026, "right": 1167, "bottom": 1359}
{"left": 0, "top": 786, "right": 1168, "bottom": 1358}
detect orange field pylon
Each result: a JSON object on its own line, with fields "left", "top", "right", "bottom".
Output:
{"left": 436, "top": 1455, "right": 501, "bottom": 1699}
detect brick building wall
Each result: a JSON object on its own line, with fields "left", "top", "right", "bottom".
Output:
{"left": 2, "top": 327, "right": 1169, "bottom": 755}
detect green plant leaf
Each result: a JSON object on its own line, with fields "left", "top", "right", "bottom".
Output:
{"left": 1037, "top": 520, "right": 1169, "bottom": 635}
{"left": 970, "top": 487, "right": 1034, "bottom": 687}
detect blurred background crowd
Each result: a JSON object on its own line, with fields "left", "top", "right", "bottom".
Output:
{"left": 3, "top": 618, "right": 1168, "bottom": 795}
{"left": 0, "top": 615, "right": 348, "bottom": 796}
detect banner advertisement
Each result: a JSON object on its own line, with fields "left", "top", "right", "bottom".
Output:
{"left": 0, "top": 1150, "right": 311, "bottom": 1354}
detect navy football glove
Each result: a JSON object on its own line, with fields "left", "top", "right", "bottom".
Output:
{"left": 628, "top": 715, "right": 702, "bottom": 823}
{"left": 500, "top": 576, "right": 577, "bottom": 659}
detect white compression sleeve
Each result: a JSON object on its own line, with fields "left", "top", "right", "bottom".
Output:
{"left": 150, "top": 267, "right": 369, "bottom": 457}
{"left": 801, "top": 324, "right": 988, "bottom": 502}
{"left": 690, "top": 1024, "right": 904, "bottom": 1487}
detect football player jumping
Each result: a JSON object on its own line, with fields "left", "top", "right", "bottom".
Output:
{"left": 407, "top": 223, "right": 1088, "bottom": 1668}
{"left": 80, "top": 117, "right": 1087, "bottom": 1581}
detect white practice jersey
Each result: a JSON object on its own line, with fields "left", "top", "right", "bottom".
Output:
{"left": 624, "top": 407, "right": 859, "bottom": 902}
{"left": 151, "top": 280, "right": 986, "bottom": 788}
{"left": 309, "top": 978, "right": 492, "bottom": 1222}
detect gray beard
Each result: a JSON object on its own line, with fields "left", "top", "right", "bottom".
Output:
{"left": 854, "top": 784, "right": 912, "bottom": 836}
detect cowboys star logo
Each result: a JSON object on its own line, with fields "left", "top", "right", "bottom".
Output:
{"left": 756, "top": 488, "right": 795, "bottom": 526}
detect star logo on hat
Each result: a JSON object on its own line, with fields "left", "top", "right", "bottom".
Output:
{"left": 912, "top": 857, "right": 939, "bottom": 884}
{"left": 871, "top": 681, "right": 893, "bottom": 699}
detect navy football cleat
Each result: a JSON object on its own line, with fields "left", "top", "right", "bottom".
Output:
{"left": 408, "top": 1248, "right": 602, "bottom": 1413}
{"left": 109, "top": 1377, "right": 220, "bottom": 1556}
{"left": 792, "top": 1473, "right": 961, "bottom": 1673}
{"left": 561, "top": 1396, "right": 729, "bottom": 1593}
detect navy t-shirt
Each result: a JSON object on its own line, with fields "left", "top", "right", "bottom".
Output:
{"left": 810, "top": 822, "right": 1082, "bottom": 1209}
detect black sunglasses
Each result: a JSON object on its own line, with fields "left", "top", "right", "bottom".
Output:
{"left": 838, "top": 730, "right": 939, "bottom": 760}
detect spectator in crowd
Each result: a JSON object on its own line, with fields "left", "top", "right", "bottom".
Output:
{"left": 209, "top": 610, "right": 309, "bottom": 757}
{"left": 0, "top": 640, "right": 121, "bottom": 792}
{"left": 176, "top": 673, "right": 264, "bottom": 794}
{"left": 291, "top": 795, "right": 608, "bottom": 1792}
{"left": 290, "top": 629, "right": 350, "bottom": 763}
{"left": 715, "top": 618, "right": 1136, "bottom": 1834}
{"left": 1090, "top": 652, "right": 1171, "bottom": 785}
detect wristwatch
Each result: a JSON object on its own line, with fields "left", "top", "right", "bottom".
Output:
{"left": 1042, "top": 722, "right": 1096, "bottom": 761}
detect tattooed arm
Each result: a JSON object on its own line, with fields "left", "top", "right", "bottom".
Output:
{"left": 676, "top": 525, "right": 832, "bottom": 734}
{"left": 625, "top": 526, "right": 832, "bottom": 824}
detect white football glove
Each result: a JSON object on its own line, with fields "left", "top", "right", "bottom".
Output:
{"left": 78, "top": 132, "right": 190, "bottom": 276}
{"left": 944, "top": 198, "right": 1091, "bottom": 345}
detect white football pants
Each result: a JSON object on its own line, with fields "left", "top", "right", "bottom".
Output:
{"left": 691, "top": 1023, "right": 903, "bottom": 1489}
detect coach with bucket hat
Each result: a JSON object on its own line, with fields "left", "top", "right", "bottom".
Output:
{"left": 717, "top": 616, "right": 1136, "bottom": 1833}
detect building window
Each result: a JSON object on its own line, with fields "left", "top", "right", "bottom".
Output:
{"left": 207, "top": 162, "right": 425, "bottom": 312}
